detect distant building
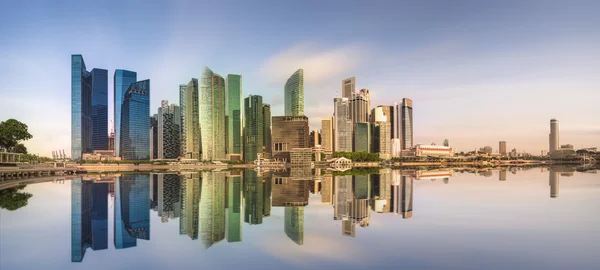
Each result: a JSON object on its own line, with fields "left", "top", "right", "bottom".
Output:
{"left": 541, "top": 150, "right": 548, "bottom": 156}
{"left": 560, "top": 144, "right": 574, "bottom": 150}
{"left": 284, "top": 69, "right": 304, "bottom": 116}
{"left": 480, "top": 146, "right": 493, "bottom": 155}
{"left": 150, "top": 115, "right": 158, "bottom": 159}
{"left": 285, "top": 206, "right": 304, "bottom": 245}
{"left": 156, "top": 101, "right": 181, "bottom": 159}
{"left": 354, "top": 122, "right": 371, "bottom": 153}
{"left": 120, "top": 80, "right": 150, "bottom": 160}
{"left": 244, "top": 95, "right": 264, "bottom": 162}
{"left": 400, "top": 98, "right": 413, "bottom": 150}
{"left": 342, "top": 77, "right": 355, "bottom": 99}
{"left": 180, "top": 173, "right": 200, "bottom": 240}
{"left": 226, "top": 74, "right": 242, "bottom": 156}
{"left": 410, "top": 144, "right": 454, "bottom": 157}
{"left": 309, "top": 130, "right": 321, "bottom": 148}
{"left": 321, "top": 117, "right": 333, "bottom": 153}
{"left": 108, "top": 131, "right": 115, "bottom": 151}
{"left": 200, "top": 67, "right": 226, "bottom": 161}
{"left": 180, "top": 79, "right": 200, "bottom": 160}
{"left": 499, "top": 141, "right": 507, "bottom": 156}
{"left": 82, "top": 150, "right": 121, "bottom": 161}
{"left": 262, "top": 104, "right": 272, "bottom": 157}
{"left": 549, "top": 119, "right": 559, "bottom": 153}
{"left": 391, "top": 138, "right": 402, "bottom": 158}
{"left": 90, "top": 69, "right": 109, "bottom": 152}
{"left": 271, "top": 116, "right": 309, "bottom": 161}
{"left": 290, "top": 148, "right": 312, "bottom": 167}
{"left": 334, "top": 97, "right": 353, "bottom": 152}
{"left": 374, "top": 122, "right": 391, "bottom": 160}
{"left": 349, "top": 89, "right": 371, "bottom": 124}
{"left": 114, "top": 69, "right": 137, "bottom": 158}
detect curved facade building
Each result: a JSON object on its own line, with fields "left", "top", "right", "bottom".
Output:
{"left": 200, "top": 67, "right": 226, "bottom": 161}
{"left": 114, "top": 69, "right": 137, "bottom": 157}
{"left": 120, "top": 80, "right": 150, "bottom": 160}
{"left": 284, "top": 69, "right": 304, "bottom": 116}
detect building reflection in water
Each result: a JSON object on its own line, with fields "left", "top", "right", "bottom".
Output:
{"left": 273, "top": 169, "right": 309, "bottom": 245}
{"left": 151, "top": 174, "right": 181, "bottom": 223}
{"left": 226, "top": 171, "right": 242, "bottom": 242}
{"left": 71, "top": 178, "right": 108, "bottom": 262}
{"left": 199, "top": 171, "right": 226, "bottom": 249}
{"left": 180, "top": 173, "right": 200, "bottom": 240}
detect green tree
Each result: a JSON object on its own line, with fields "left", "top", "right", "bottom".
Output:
{"left": 0, "top": 119, "right": 33, "bottom": 152}
{"left": 13, "top": 143, "right": 27, "bottom": 154}
{"left": 0, "top": 185, "right": 33, "bottom": 211}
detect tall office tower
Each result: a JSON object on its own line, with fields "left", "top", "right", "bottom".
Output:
{"left": 393, "top": 102, "right": 401, "bottom": 139}
{"left": 153, "top": 174, "right": 181, "bottom": 222}
{"left": 71, "top": 179, "right": 109, "bottom": 262}
{"left": 157, "top": 101, "right": 181, "bottom": 159}
{"left": 108, "top": 132, "right": 115, "bottom": 151}
{"left": 199, "top": 171, "right": 226, "bottom": 249}
{"left": 549, "top": 170, "right": 559, "bottom": 198}
{"left": 401, "top": 176, "right": 413, "bottom": 219}
{"left": 549, "top": 119, "right": 559, "bottom": 153}
{"left": 285, "top": 206, "right": 304, "bottom": 245}
{"left": 244, "top": 95, "right": 264, "bottom": 162}
{"left": 499, "top": 141, "right": 507, "bottom": 156}
{"left": 90, "top": 69, "right": 108, "bottom": 151}
{"left": 349, "top": 89, "right": 371, "bottom": 124}
{"left": 334, "top": 97, "right": 353, "bottom": 152}
{"left": 371, "top": 105, "right": 394, "bottom": 137}
{"left": 179, "top": 173, "right": 200, "bottom": 240}
{"left": 244, "top": 170, "right": 264, "bottom": 225}
{"left": 271, "top": 116, "right": 310, "bottom": 161}
{"left": 342, "top": 77, "right": 355, "bottom": 99}
{"left": 401, "top": 98, "right": 413, "bottom": 150}
{"left": 114, "top": 177, "right": 137, "bottom": 249}
{"left": 114, "top": 69, "right": 137, "bottom": 157}
{"left": 120, "top": 80, "right": 150, "bottom": 160}
{"left": 71, "top": 55, "right": 92, "bottom": 160}
{"left": 354, "top": 122, "right": 371, "bottom": 153}
{"left": 284, "top": 69, "right": 304, "bottom": 116}
{"left": 321, "top": 116, "right": 333, "bottom": 153}
{"left": 200, "top": 67, "right": 226, "bottom": 161}
{"left": 226, "top": 74, "right": 242, "bottom": 155}
{"left": 180, "top": 79, "right": 200, "bottom": 160}
{"left": 150, "top": 115, "right": 158, "bottom": 159}
{"left": 262, "top": 104, "right": 272, "bottom": 157}
{"left": 372, "top": 169, "right": 392, "bottom": 213}
{"left": 119, "top": 175, "right": 150, "bottom": 240}
{"left": 226, "top": 172, "right": 242, "bottom": 242}
{"left": 309, "top": 130, "right": 321, "bottom": 147}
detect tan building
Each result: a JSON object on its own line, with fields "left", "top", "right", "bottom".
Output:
{"left": 290, "top": 148, "right": 312, "bottom": 167}
{"left": 272, "top": 116, "right": 309, "bottom": 161}
{"left": 499, "top": 141, "right": 507, "bottom": 156}
{"left": 342, "top": 77, "right": 355, "bottom": 99}
{"left": 82, "top": 150, "right": 121, "bottom": 161}
{"left": 374, "top": 122, "right": 392, "bottom": 160}
{"left": 321, "top": 117, "right": 333, "bottom": 153}
{"left": 272, "top": 171, "right": 310, "bottom": 207}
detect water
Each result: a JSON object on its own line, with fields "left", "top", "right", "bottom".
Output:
{"left": 1, "top": 167, "right": 599, "bottom": 270}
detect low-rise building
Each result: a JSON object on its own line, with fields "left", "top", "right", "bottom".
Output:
{"left": 409, "top": 144, "right": 454, "bottom": 158}
{"left": 82, "top": 150, "right": 121, "bottom": 161}
{"left": 290, "top": 148, "right": 312, "bottom": 167}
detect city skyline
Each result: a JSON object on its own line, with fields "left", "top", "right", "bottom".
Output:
{"left": 1, "top": 1, "right": 599, "bottom": 156}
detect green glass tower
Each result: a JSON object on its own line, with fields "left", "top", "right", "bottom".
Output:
{"left": 244, "top": 95, "right": 264, "bottom": 162}
{"left": 284, "top": 69, "right": 304, "bottom": 116}
{"left": 354, "top": 122, "right": 371, "bottom": 153}
{"left": 200, "top": 67, "right": 226, "bottom": 161}
{"left": 244, "top": 170, "right": 264, "bottom": 225}
{"left": 262, "top": 104, "right": 272, "bottom": 157}
{"left": 226, "top": 74, "right": 242, "bottom": 155}
{"left": 226, "top": 173, "right": 242, "bottom": 242}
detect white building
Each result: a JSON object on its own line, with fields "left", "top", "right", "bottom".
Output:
{"left": 391, "top": 138, "right": 402, "bottom": 158}
{"left": 411, "top": 144, "right": 454, "bottom": 158}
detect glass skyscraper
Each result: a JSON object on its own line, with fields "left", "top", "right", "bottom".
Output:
{"left": 200, "top": 67, "right": 226, "bottom": 161}
{"left": 120, "top": 80, "right": 150, "bottom": 160}
{"left": 90, "top": 69, "right": 108, "bottom": 151}
{"left": 334, "top": 97, "right": 353, "bottom": 152}
{"left": 226, "top": 74, "right": 242, "bottom": 155}
{"left": 401, "top": 98, "right": 413, "bottom": 150}
{"left": 262, "top": 104, "right": 272, "bottom": 156}
{"left": 284, "top": 69, "right": 304, "bottom": 116}
{"left": 180, "top": 79, "right": 200, "bottom": 159}
{"left": 354, "top": 122, "right": 371, "bottom": 153}
{"left": 244, "top": 170, "right": 264, "bottom": 225}
{"left": 285, "top": 206, "right": 304, "bottom": 245}
{"left": 71, "top": 55, "right": 93, "bottom": 160}
{"left": 120, "top": 174, "right": 151, "bottom": 240}
{"left": 71, "top": 179, "right": 108, "bottom": 262}
{"left": 114, "top": 69, "right": 137, "bottom": 157}
{"left": 244, "top": 95, "right": 264, "bottom": 162}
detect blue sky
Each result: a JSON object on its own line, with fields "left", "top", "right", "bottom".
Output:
{"left": 0, "top": 0, "right": 599, "bottom": 156}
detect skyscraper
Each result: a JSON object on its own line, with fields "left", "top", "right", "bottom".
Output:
{"left": 549, "top": 119, "right": 559, "bottom": 153}
{"left": 262, "top": 104, "right": 272, "bottom": 157}
{"left": 354, "top": 122, "right": 371, "bottom": 153}
{"left": 91, "top": 68, "right": 108, "bottom": 151}
{"left": 120, "top": 80, "right": 150, "bottom": 160}
{"left": 180, "top": 79, "right": 200, "bottom": 160}
{"left": 200, "top": 67, "right": 226, "bottom": 161}
{"left": 549, "top": 170, "right": 559, "bottom": 198}
{"left": 342, "top": 77, "right": 355, "bottom": 99}
{"left": 321, "top": 116, "right": 333, "bottom": 153}
{"left": 371, "top": 105, "right": 394, "bottom": 138}
{"left": 334, "top": 97, "right": 353, "bottom": 152}
{"left": 401, "top": 176, "right": 413, "bottom": 219}
{"left": 244, "top": 95, "right": 264, "bottom": 162}
{"left": 114, "top": 69, "right": 137, "bottom": 157}
{"left": 349, "top": 89, "right": 371, "bottom": 124}
{"left": 71, "top": 55, "right": 92, "bottom": 160}
{"left": 226, "top": 74, "right": 242, "bottom": 155}
{"left": 157, "top": 101, "right": 181, "bottom": 159}
{"left": 271, "top": 116, "right": 309, "bottom": 161}
{"left": 284, "top": 69, "right": 304, "bottom": 116}
{"left": 499, "top": 141, "right": 507, "bottom": 156}
{"left": 401, "top": 98, "right": 413, "bottom": 150}
{"left": 150, "top": 115, "right": 158, "bottom": 159}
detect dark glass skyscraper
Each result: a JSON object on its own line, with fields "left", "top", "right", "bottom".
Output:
{"left": 114, "top": 69, "right": 137, "bottom": 157}
{"left": 114, "top": 177, "right": 137, "bottom": 249}
{"left": 71, "top": 55, "right": 93, "bottom": 160}
{"left": 284, "top": 69, "right": 304, "bottom": 116}
{"left": 71, "top": 179, "right": 108, "bottom": 262}
{"left": 120, "top": 80, "right": 150, "bottom": 160}
{"left": 120, "top": 174, "right": 151, "bottom": 240}
{"left": 226, "top": 74, "right": 242, "bottom": 155}
{"left": 91, "top": 69, "right": 108, "bottom": 151}
{"left": 244, "top": 95, "right": 264, "bottom": 162}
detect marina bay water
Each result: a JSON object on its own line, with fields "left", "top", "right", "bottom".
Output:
{"left": 1, "top": 167, "right": 599, "bottom": 270}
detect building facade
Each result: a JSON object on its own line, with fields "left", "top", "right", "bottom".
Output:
{"left": 549, "top": 119, "right": 559, "bottom": 153}
{"left": 354, "top": 122, "right": 371, "bottom": 153}
{"left": 342, "top": 77, "right": 355, "bottom": 99}
{"left": 334, "top": 98, "right": 353, "bottom": 152}
{"left": 374, "top": 122, "right": 391, "bottom": 160}
{"left": 262, "top": 104, "right": 272, "bottom": 157}
{"left": 157, "top": 101, "right": 181, "bottom": 159}
{"left": 71, "top": 55, "right": 93, "bottom": 160}
{"left": 499, "top": 141, "right": 507, "bottom": 156}
{"left": 349, "top": 89, "right": 371, "bottom": 124}
{"left": 290, "top": 148, "right": 312, "bottom": 166}
{"left": 114, "top": 69, "right": 137, "bottom": 157}
{"left": 150, "top": 115, "right": 158, "bottom": 159}
{"left": 411, "top": 144, "right": 454, "bottom": 157}
{"left": 284, "top": 69, "right": 304, "bottom": 116}
{"left": 226, "top": 74, "right": 242, "bottom": 155}
{"left": 271, "top": 116, "right": 309, "bottom": 161}
{"left": 91, "top": 68, "right": 108, "bottom": 151}
{"left": 244, "top": 95, "right": 264, "bottom": 162}
{"left": 321, "top": 116, "right": 333, "bottom": 153}
{"left": 401, "top": 98, "right": 413, "bottom": 150}
{"left": 180, "top": 79, "right": 200, "bottom": 160}
{"left": 120, "top": 80, "right": 150, "bottom": 160}
{"left": 200, "top": 67, "right": 226, "bottom": 161}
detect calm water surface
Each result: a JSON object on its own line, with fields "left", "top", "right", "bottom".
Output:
{"left": 1, "top": 167, "right": 599, "bottom": 270}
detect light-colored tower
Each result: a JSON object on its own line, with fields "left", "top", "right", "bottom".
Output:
{"left": 157, "top": 100, "right": 181, "bottom": 159}
{"left": 180, "top": 79, "right": 200, "bottom": 160}
{"left": 200, "top": 67, "right": 226, "bottom": 161}
{"left": 499, "top": 141, "right": 507, "bottom": 156}
{"left": 549, "top": 170, "right": 559, "bottom": 198}
{"left": 349, "top": 89, "right": 370, "bottom": 124}
{"left": 334, "top": 97, "right": 353, "bottom": 152}
{"left": 342, "top": 77, "right": 355, "bottom": 99}
{"left": 284, "top": 69, "right": 304, "bottom": 116}
{"left": 401, "top": 98, "right": 413, "bottom": 150}
{"left": 321, "top": 116, "right": 333, "bottom": 153}
{"left": 549, "top": 119, "right": 559, "bottom": 153}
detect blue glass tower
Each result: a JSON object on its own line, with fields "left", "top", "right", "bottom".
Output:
{"left": 120, "top": 80, "right": 150, "bottom": 160}
{"left": 91, "top": 182, "right": 108, "bottom": 250}
{"left": 71, "top": 55, "right": 93, "bottom": 160}
{"left": 120, "top": 174, "right": 151, "bottom": 240}
{"left": 91, "top": 69, "right": 108, "bottom": 151}
{"left": 114, "top": 69, "right": 137, "bottom": 157}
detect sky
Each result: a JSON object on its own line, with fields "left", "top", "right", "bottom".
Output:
{"left": 0, "top": 0, "right": 599, "bottom": 157}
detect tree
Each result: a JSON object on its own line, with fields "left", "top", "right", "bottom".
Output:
{"left": 0, "top": 119, "right": 33, "bottom": 152}
{"left": 0, "top": 185, "right": 33, "bottom": 211}
{"left": 13, "top": 143, "right": 27, "bottom": 154}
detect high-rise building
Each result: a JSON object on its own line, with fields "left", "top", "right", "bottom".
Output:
{"left": 151, "top": 174, "right": 181, "bottom": 222}
{"left": 114, "top": 69, "right": 137, "bottom": 157}
{"left": 244, "top": 95, "right": 264, "bottom": 162}
{"left": 262, "top": 104, "right": 272, "bottom": 157}
{"left": 226, "top": 172, "right": 242, "bottom": 242}
{"left": 180, "top": 79, "right": 200, "bottom": 160}
{"left": 272, "top": 172, "right": 310, "bottom": 207}
{"left": 271, "top": 116, "right": 309, "bottom": 161}
{"left": 200, "top": 67, "right": 226, "bottom": 161}
{"left": 157, "top": 101, "right": 181, "bottom": 159}
{"left": 284, "top": 69, "right": 304, "bottom": 116}
{"left": 371, "top": 105, "right": 394, "bottom": 138}
{"left": 226, "top": 74, "right": 242, "bottom": 155}
{"left": 179, "top": 173, "right": 200, "bottom": 240}
{"left": 499, "top": 141, "right": 507, "bottom": 156}
{"left": 199, "top": 171, "right": 226, "bottom": 249}
{"left": 71, "top": 55, "right": 92, "bottom": 160}
{"left": 349, "top": 89, "right": 371, "bottom": 124}
{"left": 401, "top": 98, "right": 413, "bottom": 150}
{"left": 309, "top": 130, "right": 321, "bottom": 147}
{"left": 285, "top": 206, "right": 304, "bottom": 245}
{"left": 342, "top": 77, "right": 355, "bottom": 99}
{"left": 321, "top": 117, "right": 333, "bottom": 153}
{"left": 354, "top": 122, "right": 371, "bottom": 153}
{"left": 90, "top": 69, "right": 108, "bottom": 151}
{"left": 334, "top": 98, "right": 353, "bottom": 152}
{"left": 120, "top": 80, "right": 150, "bottom": 160}
{"left": 150, "top": 115, "right": 158, "bottom": 159}
{"left": 549, "top": 119, "right": 559, "bottom": 153}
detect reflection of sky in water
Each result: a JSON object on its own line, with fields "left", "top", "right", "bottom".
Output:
{"left": 1, "top": 169, "right": 599, "bottom": 270}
